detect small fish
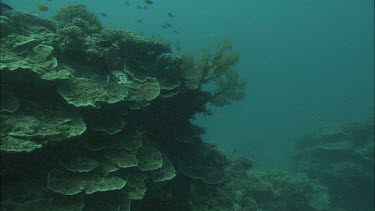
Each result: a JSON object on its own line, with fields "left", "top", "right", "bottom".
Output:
{"left": 36, "top": 5, "right": 49, "bottom": 11}
{"left": 144, "top": 0, "right": 153, "bottom": 5}
{"left": 167, "top": 12, "right": 174, "bottom": 18}
{"left": 136, "top": 19, "right": 143, "bottom": 23}
{"left": 100, "top": 12, "right": 107, "bottom": 17}
{"left": 165, "top": 23, "right": 172, "bottom": 28}
{"left": 161, "top": 25, "right": 167, "bottom": 29}
{"left": 136, "top": 5, "right": 142, "bottom": 9}
{"left": 143, "top": 6, "right": 148, "bottom": 10}
{"left": 172, "top": 30, "right": 178, "bottom": 34}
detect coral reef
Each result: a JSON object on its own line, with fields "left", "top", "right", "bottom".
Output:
{"left": 295, "top": 118, "right": 374, "bottom": 211}
{"left": 189, "top": 157, "right": 332, "bottom": 211}
{"left": 3, "top": 5, "right": 367, "bottom": 211}
{"left": 0, "top": 6, "right": 246, "bottom": 211}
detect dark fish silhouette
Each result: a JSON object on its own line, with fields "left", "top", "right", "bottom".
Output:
{"left": 144, "top": 0, "right": 153, "bottom": 5}
{"left": 168, "top": 12, "right": 174, "bottom": 18}
{"left": 136, "top": 5, "right": 142, "bottom": 9}
{"left": 165, "top": 23, "right": 172, "bottom": 28}
{"left": 136, "top": 19, "right": 143, "bottom": 23}
{"left": 161, "top": 25, "right": 167, "bottom": 29}
{"left": 100, "top": 12, "right": 107, "bottom": 17}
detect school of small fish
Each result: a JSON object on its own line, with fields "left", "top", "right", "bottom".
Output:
{"left": 122, "top": 0, "right": 181, "bottom": 52}
{"left": 29, "top": 0, "right": 182, "bottom": 52}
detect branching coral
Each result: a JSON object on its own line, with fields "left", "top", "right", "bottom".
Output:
{"left": 199, "top": 39, "right": 240, "bottom": 83}
{"left": 54, "top": 5, "right": 102, "bottom": 34}
{"left": 178, "top": 39, "right": 246, "bottom": 107}
{"left": 53, "top": 5, "right": 102, "bottom": 55}
{"left": 209, "top": 70, "right": 246, "bottom": 107}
